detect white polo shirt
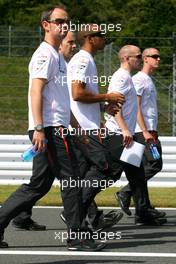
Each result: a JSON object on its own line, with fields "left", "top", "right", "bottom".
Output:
{"left": 67, "top": 49, "right": 100, "bottom": 130}
{"left": 105, "top": 68, "right": 138, "bottom": 135}
{"left": 28, "top": 41, "right": 70, "bottom": 130}
{"left": 133, "top": 71, "right": 158, "bottom": 132}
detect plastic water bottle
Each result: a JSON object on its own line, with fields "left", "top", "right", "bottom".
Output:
{"left": 150, "top": 144, "right": 160, "bottom": 160}
{"left": 21, "top": 145, "right": 39, "bottom": 161}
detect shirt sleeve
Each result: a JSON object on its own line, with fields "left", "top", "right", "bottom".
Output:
{"left": 109, "top": 72, "right": 130, "bottom": 95}
{"left": 68, "top": 56, "right": 89, "bottom": 83}
{"left": 30, "top": 51, "right": 53, "bottom": 80}
{"left": 132, "top": 75, "right": 144, "bottom": 96}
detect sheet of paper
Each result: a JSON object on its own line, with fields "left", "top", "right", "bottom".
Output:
{"left": 120, "top": 141, "right": 145, "bottom": 167}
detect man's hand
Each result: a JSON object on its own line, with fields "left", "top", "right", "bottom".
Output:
{"left": 32, "top": 130, "right": 47, "bottom": 152}
{"left": 106, "top": 92, "right": 125, "bottom": 104}
{"left": 122, "top": 129, "right": 133, "bottom": 147}
{"left": 143, "top": 130, "right": 155, "bottom": 143}
{"left": 104, "top": 102, "right": 122, "bottom": 116}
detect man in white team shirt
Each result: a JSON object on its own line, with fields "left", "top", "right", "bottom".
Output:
{"left": 105, "top": 45, "right": 166, "bottom": 225}
{"left": 67, "top": 24, "right": 125, "bottom": 229}
{"left": 11, "top": 31, "right": 77, "bottom": 233}
{"left": 115, "top": 48, "right": 166, "bottom": 218}
{"left": 0, "top": 7, "right": 105, "bottom": 251}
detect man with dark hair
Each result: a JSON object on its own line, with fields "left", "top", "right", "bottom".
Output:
{"left": 59, "top": 31, "right": 77, "bottom": 62}
{"left": 67, "top": 24, "right": 125, "bottom": 230}
{"left": 11, "top": 31, "right": 77, "bottom": 232}
{"left": 0, "top": 7, "right": 106, "bottom": 251}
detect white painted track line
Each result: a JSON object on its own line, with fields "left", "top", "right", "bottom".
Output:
{"left": 0, "top": 251, "right": 176, "bottom": 257}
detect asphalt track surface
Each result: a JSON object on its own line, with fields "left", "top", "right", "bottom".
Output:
{"left": 0, "top": 206, "right": 176, "bottom": 264}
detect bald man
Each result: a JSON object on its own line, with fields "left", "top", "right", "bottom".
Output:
{"left": 105, "top": 45, "right": 166, "bottom": 225}
{"left": 115, "top": 48, "right": 166, "bottom": 218}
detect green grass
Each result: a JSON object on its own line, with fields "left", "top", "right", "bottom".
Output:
{"left": 0, "top": 55, "right": 172, "bottom": 135}
{"left": 0, "top": 56, "right": 29, "bottom": 134}
{"left": 0, "top": 185, "right": 176, "bottom": 208}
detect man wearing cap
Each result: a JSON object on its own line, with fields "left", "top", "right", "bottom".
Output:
{"left": 67, "top": 24, "right": 125, "bottom": 229}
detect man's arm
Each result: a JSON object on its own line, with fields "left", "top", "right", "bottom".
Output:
{"left": 114, "top": 109, "right": 133, "bottom": 147}
{"left": 70, "top": 111, "right": 80, "bottom": 129}
{"left": 31, "top": 78, "right": 47, "bottom": 152}
{"left": 71, "top": 81, "right": 125, "bottom": 104}
{"left": 137, "top": 95, "right": 155, "bottom": 142}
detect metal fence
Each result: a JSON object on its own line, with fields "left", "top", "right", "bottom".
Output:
{"left": 0, "top": 26, "right": 174, "bottom": 135}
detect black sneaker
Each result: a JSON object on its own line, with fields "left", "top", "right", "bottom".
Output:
{"left": 115, "top": 192, "right": 132, "bottom": 216}
{"left": 135, "top": 215, "right": 167, "bottom": 226}
{"left": 103, "top": 210, "right": 118, "bottom": 219}
{"left": 0, "top": 233, "right": 8, "bottom": 248}
{"left": 67, "top": 239, "right": 106, "bottom": 251}
{"left": 12, "top": 219, "right": 46, "bottom": 231}
{"left": 147, "top": 207, "right": 166, "bottom": 218}
{"left": 93, "top": 211, "right": 123, "bottom": 232}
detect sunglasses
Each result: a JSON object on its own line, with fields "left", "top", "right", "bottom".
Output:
{"left": 47, "top": 18, "right": 69, "bottom": 25}
{"left": 146, "top": 54, "right": 160, "bottom": 59}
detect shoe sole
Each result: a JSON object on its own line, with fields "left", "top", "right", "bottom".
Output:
{"left": 12, "top": 223, "right": 46, "bottom": 231}
{"left": 114, "top": 193, "right": 132, "bottom": 216}
{"left": 0, "top": 241, "right": 8, "bottom": 248}
{"left": 96, "top": 212, "right": 124, "bottom": 232}
{"left": 68, "top": 242, "right": 106, "bottom": 251}
{"left": 135, "top": 217, "right": 167, "bottom": 226}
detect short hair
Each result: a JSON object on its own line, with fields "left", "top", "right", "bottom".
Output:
{"left": 77, "top": 24, "right": 103, "bottom": 47}
{"left": 142, "top": 48, "right": 160, "bottom": 58}
{"left": 40, "top": 5, "right": 67, "bottom": 25}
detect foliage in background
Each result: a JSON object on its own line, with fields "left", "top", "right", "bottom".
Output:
{"left": 0, "top": 0, "right": 175, "bottom": 134}
{"left": 0, "top": 0, "right": 176, "bottom": 37}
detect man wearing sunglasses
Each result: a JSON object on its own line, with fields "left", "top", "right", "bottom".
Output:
{"left": 105, "top": 45, "right": 167, "bottom": 225}
{"left": 0, "top": 7, "right": 107, "bottom": 251}
{"left": 11, "top": 31, "right": 77, "bottom": 233}
{"left": 115, "top": 48, "right": 166, "bottom": 219}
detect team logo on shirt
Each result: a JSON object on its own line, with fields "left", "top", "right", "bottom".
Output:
{"left": 78, "top": 64, "right": 86, "bottom": 70}
{"left": 35, "top": 54, "right": 48, "bottom": 70}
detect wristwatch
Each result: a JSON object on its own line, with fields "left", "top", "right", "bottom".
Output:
{"left": 34, "top": 124, "right": 44, "bottom": 132}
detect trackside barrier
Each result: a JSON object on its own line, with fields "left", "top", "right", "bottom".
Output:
{"left": 0, "top": 135, "right": 176, "bottom": 187}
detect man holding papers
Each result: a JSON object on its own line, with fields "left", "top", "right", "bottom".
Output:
{"left": 105, "top": 45, "right": 167, "bottom": 225}
{"left": 115, "top": 47, "right": 166, "bottom": 219}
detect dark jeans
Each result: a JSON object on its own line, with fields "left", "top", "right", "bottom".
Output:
{"left": 0, "top": 127, "right": 84, "bottom": 234}
{"left": 120, "top": 131, "right": 163, "bottom": 202}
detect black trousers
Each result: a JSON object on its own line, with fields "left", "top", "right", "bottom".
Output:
{"left": 0, "top": 127, "right": 84, "bottom": 234}
{"left": 120, "top": 131, "right": 163, "bottom": 200}
{"left": 13, "top": 131, "right": 105, "bottom": 227}
{"left": 13, "top": 144, "right": 55, "bottom": 223}
{"left": 73, "top": 131, "right": 112, "bottom": 217}
{"left": 105, "top": 134, "right": 150, "bottom": 216}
